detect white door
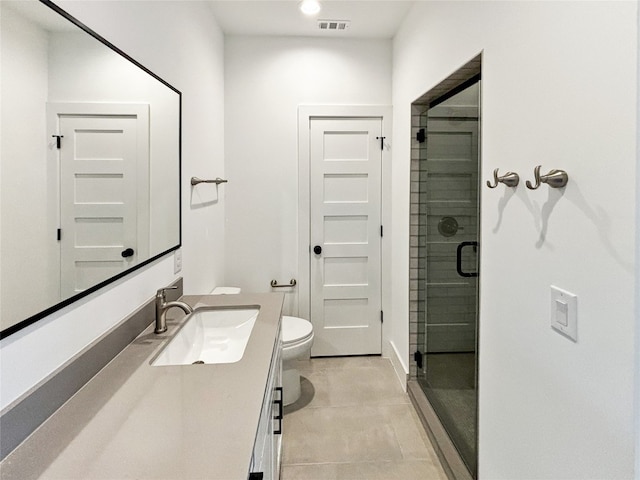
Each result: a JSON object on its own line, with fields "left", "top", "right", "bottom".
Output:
{"left": 309, "top": 118, "right": 382, "bottom": 356}
{"left": 57, "top": 111, "right": 148, "bottom": 297}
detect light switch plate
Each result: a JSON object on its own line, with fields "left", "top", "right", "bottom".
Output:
{"left": 174, "top": 248, "right": 182, "bottom": 274}
{"left": 550, "top": 285, "right": 577, "bottom": 341}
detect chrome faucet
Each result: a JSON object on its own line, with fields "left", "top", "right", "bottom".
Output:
{"left": 155, "top": 286, "right": 193, "bottom": 334}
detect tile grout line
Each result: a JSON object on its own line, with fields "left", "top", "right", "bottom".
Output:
{"left": 282, "top": 459, "right": 437, "bottom": 467}
{"left": 285, "top": 399, "right": 411, "bottom": 411}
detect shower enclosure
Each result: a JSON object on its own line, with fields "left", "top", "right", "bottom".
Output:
{"left": 409, "top": 58, "right": 481, "bottom": 479}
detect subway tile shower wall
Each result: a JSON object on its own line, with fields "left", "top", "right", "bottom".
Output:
{"left": 409, "top": 105, "right": 426, "bottom": 379}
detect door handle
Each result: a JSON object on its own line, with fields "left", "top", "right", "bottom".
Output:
{"left": 121, "top": 248, "right": 135, "bottom": 258}
{"left": 456, "top": 242, "right": 478, "bottom": 278}
{"left": 313, "top": 245, "right": 322, "bottom": 255}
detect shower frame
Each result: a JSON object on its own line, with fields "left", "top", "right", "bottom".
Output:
{"left": 407, "top": 54, "right": 482, "bottom": 480}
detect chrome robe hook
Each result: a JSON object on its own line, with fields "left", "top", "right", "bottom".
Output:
{"left": 525, "top": 166, "right": 569, "bottom": 189}
{"left": 486, "top": 168, "right": 520, "bottom": 188}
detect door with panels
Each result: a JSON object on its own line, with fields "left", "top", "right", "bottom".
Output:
{"left": 309, "top": 117, "right": 382, "bottom": 356}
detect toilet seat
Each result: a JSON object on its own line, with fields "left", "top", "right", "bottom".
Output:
{"left": 282, "top": 316, "right": 313, "bottom": 347}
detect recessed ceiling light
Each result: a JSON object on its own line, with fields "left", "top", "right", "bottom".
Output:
{"left": 300, "top": 0, "right": 321, "bottom": 16}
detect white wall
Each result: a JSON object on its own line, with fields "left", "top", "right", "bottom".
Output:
{"left": 392, "top": 1, "right": 637, "bottom": 478}
{"left": 0, "top": 0, "right": 225, "bottom": 410}
{"left": 224, "top": 36, "right": 391, "bottom": 316}
{"left": 0, "top": 4, "right": 56, "bottom": 328}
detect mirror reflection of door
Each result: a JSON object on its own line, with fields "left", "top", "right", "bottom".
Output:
{"left": 50, "top": 104, "right": 149, "bottom": 298}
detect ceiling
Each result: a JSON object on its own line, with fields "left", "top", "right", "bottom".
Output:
{"left": 208, "top": 1, "right": 416, "bottom": 38}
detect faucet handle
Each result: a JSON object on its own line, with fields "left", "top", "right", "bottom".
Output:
{"left": 156, "top": 286, "right": 178, "bottom": 300}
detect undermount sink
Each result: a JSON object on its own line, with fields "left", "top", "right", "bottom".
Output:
{"left": 151, "top": 307, "right": 260, "bottom": 366}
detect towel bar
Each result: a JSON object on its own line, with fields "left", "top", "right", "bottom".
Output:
{"left": 191, "top": 177, "right": 228, "bottom": 186}
{"left": 270, "top": 279, "right": 297, "bottom": 288}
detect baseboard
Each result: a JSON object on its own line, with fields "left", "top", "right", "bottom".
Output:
{"left": 383, "top": 340, "right": 409, "bottom": 392}
{"left": 0, "top": 279, "right": 182, "bottom": 461}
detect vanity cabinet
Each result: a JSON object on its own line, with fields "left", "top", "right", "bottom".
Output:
{"left": 0, "top": 293, "right": 285, "bottom": 480}
{"left": 249, "top": 324, "right": 283, "bottom": 480}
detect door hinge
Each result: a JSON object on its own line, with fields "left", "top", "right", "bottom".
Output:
{"left": 414, "top": 351, "right": 423, "bottom": 369}
{"left": 380, "top": 225, "right": 383, "bottom": 237}
{"left": 375, "top": 136, "right": 386, "bottom": 151}
{"left": 57, "top": 228, "right": 61, "bottom": 241}
{"left": 380, "top": 310, "right": 384, "bottom": 323}
{"left": 51, "top": 135, "right": 64, "bottom": 149}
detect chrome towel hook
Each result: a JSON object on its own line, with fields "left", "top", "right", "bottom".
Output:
{"left": 525, "top": 166, "right": 569, "bottom": 190}
{"left": 486, "top": 168, "right": 520, "bottom": 189}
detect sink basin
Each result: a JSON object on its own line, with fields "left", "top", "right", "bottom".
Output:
{"left": 151, "top": 307, "right": 260, "bottom": 366}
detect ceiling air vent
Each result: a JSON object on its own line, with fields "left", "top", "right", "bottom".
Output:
{"left": 318, "top": 20, "right": 350, "bottom": 31}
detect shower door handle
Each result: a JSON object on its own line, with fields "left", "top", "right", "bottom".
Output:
{"left": 456, "top": 241, "right": 479, "bottom": 278}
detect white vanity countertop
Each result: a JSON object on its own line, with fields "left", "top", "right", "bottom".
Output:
{"left": 0, "top": 293, "right": 284, "bottom": 480}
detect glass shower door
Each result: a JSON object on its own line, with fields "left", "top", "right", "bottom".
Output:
{"left": 416, "top": 80, "right": 480, "bottom": 477}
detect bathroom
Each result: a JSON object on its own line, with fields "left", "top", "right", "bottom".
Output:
{"left": 1, "top": 1, "right": 639, "bottom": 479}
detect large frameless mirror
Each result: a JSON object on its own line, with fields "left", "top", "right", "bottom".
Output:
{"left": 0, "top": 0, "right": 181, "bottom": 338}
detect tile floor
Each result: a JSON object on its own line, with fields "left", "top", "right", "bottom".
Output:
{"left": 281, "top": 356, "right": 447, "bottom": 480}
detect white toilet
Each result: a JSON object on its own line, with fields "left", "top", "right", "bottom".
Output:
{"left": 210, "top": 287, "right": 314, "bottom": 406}
{"left": 210, "top": 286, "right": 242, "bottom": 295}
{"left": 281, "top": 315, "right": 314, "bottom": 406}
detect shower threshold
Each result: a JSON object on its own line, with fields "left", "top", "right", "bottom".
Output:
{"left": 408, "top": 380, "right": 473, "bottom": 480}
